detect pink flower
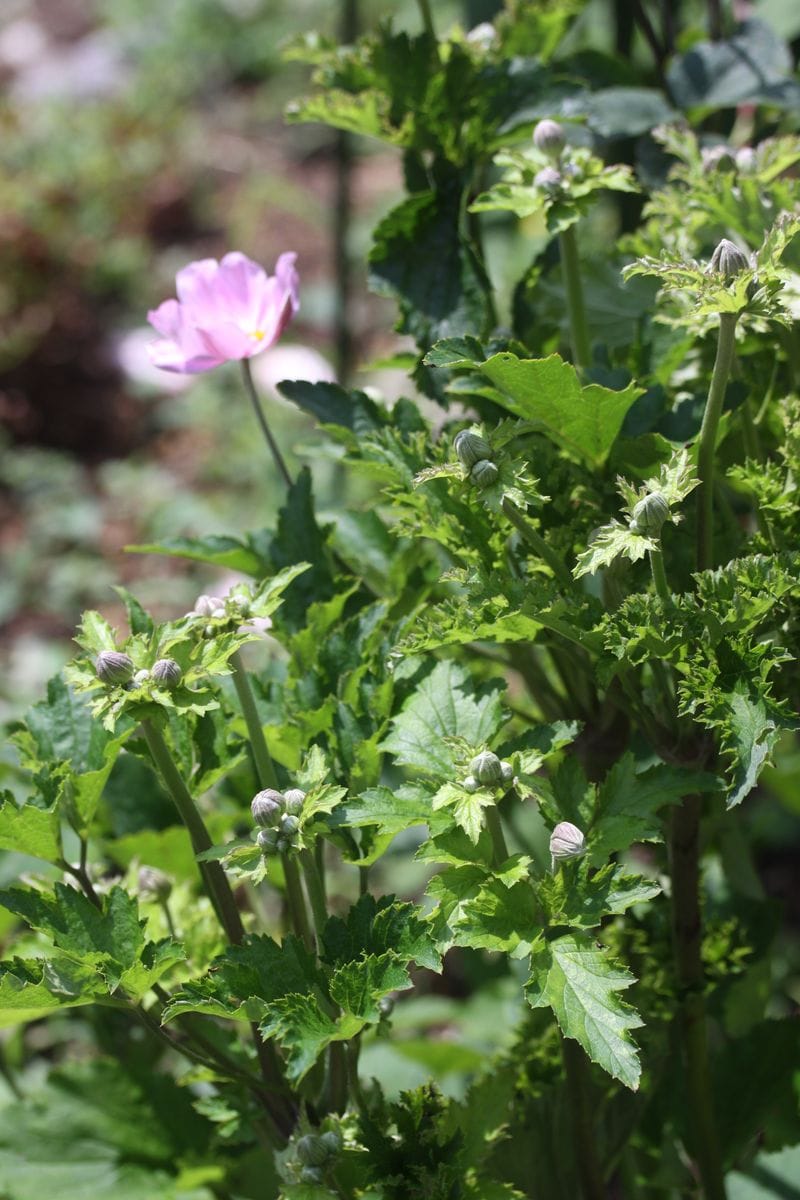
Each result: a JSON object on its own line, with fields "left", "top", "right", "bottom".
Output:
{"left": 147, "top": 251, "right": 299, "bottom": 374}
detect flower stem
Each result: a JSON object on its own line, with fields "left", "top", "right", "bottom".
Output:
{"left": 141, "top": 720, "right": 244, "bottom": 945}
{"left": 417, "top": 0, "right": 435, "bottom": 38}
{"left": 241, "top": 359, "right": 292, "bottom": 489}
{"left": 561, "top": 1036, "right": 605, "bottom": 1200}
{"left": 300, "top": 848, "right": 328, "bottom": 943}
{"left": 559, "top": 224, "right": 592, "bottom": 368}
{"left": 696, "top": 312, "right": 738, "bottom": 572}
{"left": 230, "top": 649, "right": 279, "bottom": 791}
{"left": 485, "top": 804, "right": 510, "bottom": 867}
{"left": 282, "top": 853, "right": 314, "bottom": 952}
{"left": 668, "top": 795, "right": 728, "bottom": 1200}
{"left": 649, "top": 546, "right": 671, "bottom": 603}
{"left": 501, "top": 496, "right": 573, "bottom": 589}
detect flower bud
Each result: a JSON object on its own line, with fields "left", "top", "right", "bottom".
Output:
{"left": 300, "top": 1166, "right": 325, "bottom": 1184}
{"left": 252, "top": 789, "right": 284, "bottom": 827}
{"left": 280, "top": 813, "right": 300, "bottom": 838}
{"left": 283, "top": 788, "right": 306, "bottom": 815}
{"left": 533, "top": 119, "right": 566, "bottom": 160}
{"left": 137, "top": 865, "right": 172, "bottom": 901}
{"left": 151, "top": 658, "right": 182, "bottom": 688}
{"left": 95, "top": 650, "right": 134, "bottom": 685}
{"left": 298, "top": 1134, "right": 332, "bottom": 1167}
{"left": 193, "top": 594, "right": 222, "bottom": 617}
{"left": 549, "top": 820, "right": 585, "bottom": 865}
{"left": 500, "top": 760, "right": 515, "bottom": 783}
{"left": 630, "top": 491, "right": 670, "bottom": 536}
{"left": 735, "top": 146, "right": 757, "bottom": 174}
{"left": 462, "top": 775, "right": 479, "bottom": 793}
{"left": 276, "top": 836, "right": 290, "bottom": 854}
{"left": 466, "top": 22, "right": 497, "bottom": 50}
{"left": 378, "top": 995, "right": 395, "bottom": 1017}
{"left": 470, "top": 750, "right": 504, "bottom": 786}
{"left": 230, "top": 593, "right": 250, "bottom": 613}
{"left": 701, "top": 144, "right": 735, "bottom": 174}
{"left": 454, "top": 429, "right": 492, "bottom": 471}
{"left": 320, "top": 1130, "right": 342, "bottom": 1156}
{"left": 708, "top": 238, "right": 750, "bottom": 279}
{"left": 471, "top": 459, "right": 499, "bottom": 489}
{"left": 133, "top": 669, "right": 151, "bottom": 686}
{"left": 534, "top": 166, "right": 562, "bottom": 192}
{"left": 257, "top": 827, "right": 279, "bottom": 854}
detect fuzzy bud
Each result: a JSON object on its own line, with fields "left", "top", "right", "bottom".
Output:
{"left": 462, "top": 775, "right": 479, "bottom": 793}
{"left": 133, "top": 669, "right": 151, "bottom": 686}
{"left": 276, "top": 836, "right": 290, "bottom": 854}
{"left": 500, "top": 760, "right": 515, "bottom": 783}
{"left": 280, "top": 813, "right": 300, "bottom": 838}
{"left": 533, "top": 119, "right": 566, "bottom": 160}
{"left": 193, "top": 594, "right": 222, "bottom": 617}
{"left": 378, "top": 995, "right": 395, "bottom": 1017}
{"left": 95, "top": 650, "right": 134, "bottom": 685}
{"left": 708, "top": 238, "right": 750, "bottom": 279}
{"left": 283, "top": 788, "right": 306, "bottom": 815}
{"left": 735, "top": 146, "right": 757, "bottom": 174}
{"left": 297, "top": 1135, "right": 329, "bottom": 1167}
{"left": 251, "top": 789, "right": 284, "bottom": 827}
{"left": 471, "top": 459, "right": 499, "bottom": 489}
{"left": 300, "top": 1167, "right": 325, "bottom": 1184}
{"left": 549, "top": 821, "right": 585, "bottom": 865}
{"left": 630, "top": 491, "right": 670, "bottom": 536}
{"left": 137, "top": 865, "right": 172, "bottom": 902}
{"left": 454, "top": 428, "right": 492, "bottom": 471}
{"left": 320, "top": 1130, "right": 342, "bottom": 1156}
{"left": 470, "top": 750, "right": 504, "bottom": 786}
{"left": 701, "top": 144, "right": 736, "bottom": 174}
{"left": 534, "top": 165, "right": 562, "bottom": 192}
{"left": 151, "top": 658, "right": 182, "bottom": 688}
{"left": 257, "top": 828, "right": 279, "bottom": 854}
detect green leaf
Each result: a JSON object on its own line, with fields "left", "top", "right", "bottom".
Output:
{"left": 537, "top": 862, "right": 661, "bottom": 930}
{"left": 332, "top": 784, "right": 434, "bottom": 837}
{"left": 722, "top": 685, "right": 783, "bottom": 809}
{"left": 0, "top": 792, "right": 62, "bottom": 865}
{"left": 125, "top": 533, "right": 266, "bottom": 576}
{"left": 277, "top": 379, "right": 384, "bottom": 434}
{"left": 525, "top": 932, "right": 643, "bottom": 1088}
{"left": 321, "top": 894, "right": 441, "bottom": 973}
{"left": 0, "top": 957, "right": 102, "bottom": 1028}
{"left": 667, "top": 19, "right": 800, "bottom": 110}
{"left": 381, "top": 660, "right": 506, "bottom": 778}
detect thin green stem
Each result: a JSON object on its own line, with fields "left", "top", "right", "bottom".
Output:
{"left": 696, "top": 313, "right": 738, "bottom": 572}
{"left": 322, "top": 1042, "right": 348, "bottom": 1114}
{"left": 230, "top": 649, "right": 279, "bottom": 791}
{"left": 649, "top": 546, "right": 671, "bottom": 604}
{"left": 559, "top": 224, "right": 592, "bottom": 368}
{"left": 485, "top": 805, "right": 510, "bottom": 867}
{"left": 501, "top": 496, "right": 573, "bottom": 588}
{"left": 141, "top": 720, "right": 244, "bottom": 945}
{"left": 300, "top": 848, "right": 328, "bottom": 942}
{"left": 241, "top": 359, "right": 292, "bottom": 488}
{"left": 0, "top": 1041, "right": 22, "bottom": 1100}
{"left": 668, "top": 796, "right": 728, "bottom": 1200}
{"left": 160, "top": 897, "right": 177, "bottom": 940}
{"left": 740, "top": 396, "right": 762, "bottom": 462}
{"left": 282, "top": 853, "right": 314, "bottom": 952}
{"left": 416, "top": 0, "right": 435, "bottom": 38}
{"left": 561, "top": 1037, "right": 605, "bottom": 1200}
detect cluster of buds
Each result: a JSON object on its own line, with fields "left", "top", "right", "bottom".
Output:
{"left": 454, "top": 428, "right": 498, "bottom": 490}
{"left": 192, "top": 591, "right": 251, "bottom": 637}
{"left": 95, "top": 651, "right": 182, "bottom": 690}
{"left": 549, "top": 821, "right": 585, "bottom": 871}
{"left": 462, "top": 750, "right": 515, "bottom": 792}
{"left": 294, "top": 1129, "right": 342, "bottom": 1185}
{"left": 252, "top": 787, "right": 305, "bottom": 856}
{"left": 531, "top": 119, "right": 579, "bottom": 193}
{"left": 701, "top": 143, "right": 757, "bottom": 177}
{"left": 629, "top": 491, "right": 670, "bottom": 537}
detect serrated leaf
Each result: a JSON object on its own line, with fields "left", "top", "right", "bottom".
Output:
{"left": 722, "top": 686, "right": 782, "bottom": 809}
{"left": 537, "top": 862, "right": 660, "bottom": 929}
{"left": 332, "top": 785, "right": 433, "bottom": 837}
{"left": 525, "top": 932, "right": 643, "bottom": 1088}
{"left": 0, "top": 792, "right": 62, "bottom": 864}
{"left": 0, "top": 957, "right": 102, "bottom": 1028}
{"left": 125, "top": 534, "right": 266, "bottom": 576}
{"left": 321, "top": 894, "right": 441, "bottom": 972}
{"left": 573, "top": 520, "right": 656, "bottom": 578}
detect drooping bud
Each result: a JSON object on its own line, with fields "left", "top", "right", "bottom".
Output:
{"left": 701, "top": 144, "right": 736, "bottom": 174}
{"left": 470, "top": 750, "right": 504, "bottom": 786}
{"left": 549, "top": 821, "right": 586, "bottom": 867}
{"left": 251, "top": 789, "right": 284, "bottom": 827}
{"left": 708, "top": 238, "right": 750, "bottom": 279}
{"left": 534, "top": 165, "right": 562, "bottom": 192}
{"left": 193, "top": 594, "right": 223, "bottom": 617}
{"left": 533, "top": 119, "right": 566, "bottom": 160}
{"left": 471, "top": 459, "right": 499, "bottom": 489}
{"left": 283, "top": 788, "right": 306, "bottom": 815}
{"left": 151, "top": 658, "right": 182, "bottom": 688}
{"left": 454, "top": 428, "right": 492, "bottom": 471}
{"left": 257, "top": 827, "right": 279, "bottom": 854}
{"left": 137, "top": 865, "right": 172, "bottom": 902}
{"left": 95, "top": 650, "right": 134, "bottom": 685}
{"left": 629, "top": 491, "right": 670, "bottom": 537}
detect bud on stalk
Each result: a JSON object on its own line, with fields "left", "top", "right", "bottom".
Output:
{"left": 95, "top": 651, "right": 134, "bottom": 685}
{"left": 549, "top": 820, "right": 586, "bottom": 869}
{"left": 533, "top": 119, "right": 566, "bottom": 160}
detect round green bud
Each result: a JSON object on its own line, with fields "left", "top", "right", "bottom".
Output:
{"left": 534, "top": 165, "right": 562, "bottom": 192}
{"left": 462, "top": 775, "right": 479, "bottom": 793}
{"left": 252, "top": 789, "right": 284, "bottom": 827}
{"left": 533, "top": 119, "right": 565, "bottom": 159}
{"left": 470, "top": 750, "right": 504, "bottom": 786}
{"left": 95, "top": 651, "right": 134, "bottom": 685}
{"left": 276, "top": 836, "right": 290, "bottom": 854}
{"left": 378, "top": 995, "right": 395, "bottom": 1017}
{"left": 283, "top": 788, "right": 306, "bottom": 815}
{"left": 471, "top": 459, "right": 499, "bottom": 489}
{"left": 500, "top": 761, "right": 515, "bottom": 783}
{"left": 280, "top": 813, "right": 300, "bottom": 838}
{"left": 708, "top": 237, "right": 750, "bottom": 279}
{"left": 133, "top": 669, "right": 151, "bottom": 686}
{"left": 549, "top": 820, "right": 585, "bottom": 863}
{"left": 297, "top": 1135, "right": 329, "bottom": 1167}
{"left": 151, "top": 658, "right": 182, "bottom": 688}
{"left": 630, "top": 491, "right": 670, "bottom": 536}
{"left": 300, "top": 1166, "right": 325, "bottom": 1184}
{"left": 320, "top": 1130, "right": 342, "bottom": 1156}
{"left": 137, "top": 865, "right": 172, "bottom": 902}
{"left": 257, "top": 828, "right": 279, "bottom": 854}
{"left": 454, "top": 429, "right": 492, "bottom": 471}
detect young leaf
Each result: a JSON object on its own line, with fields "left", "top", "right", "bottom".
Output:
{"left": 0, "top": 793, "right": 62, "bottom": 865}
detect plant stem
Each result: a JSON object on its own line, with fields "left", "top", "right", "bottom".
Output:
{"left": 696, "top": 313, "right": 738, "bottom": 572}
{"left": 668, "top": 796, "right": 728, "bottom": 1200}
{"left": 230, "top": 649, "right": 279, "bottom": 791}
{"left": 241, "top": 359, "right": 292, "bottom": 489}
{"left": 282, "top": 853, "right": 314, "bottom": 952}
{"left": 649, "top": 546, "right": 671, "bottom": 603}
{"left": 141, "top": 720, "right": 245, "bottom": 945}
{"left": 559, "top": 224, "right": 592, "bottom": 368}
{"left": 740, "top": 396, "right": 761, "bottom": 462}
{"left": 300, "top": 848, "right": 328, "bottom": 942}
{"left": 0, "top": 1041, "right": 22, "bottom": 1100}
{"left": 485, "top": 804, "right": 510, "bottom": 867}
{"left": 417, "top": 0, "right": 435, "bottom": 38}
{"left": 561, "top": 1036, "right": 605, "bottom": 1200}
{"left": 334, "top": 0, "right": 358, "bottom": 385}
{"left": 501, "top": 496, "right": 573, "bottom": 588}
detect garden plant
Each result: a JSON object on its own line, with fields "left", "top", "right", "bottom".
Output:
{"left": 2, "top": 3, "right": 800, "bottom": 1198}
